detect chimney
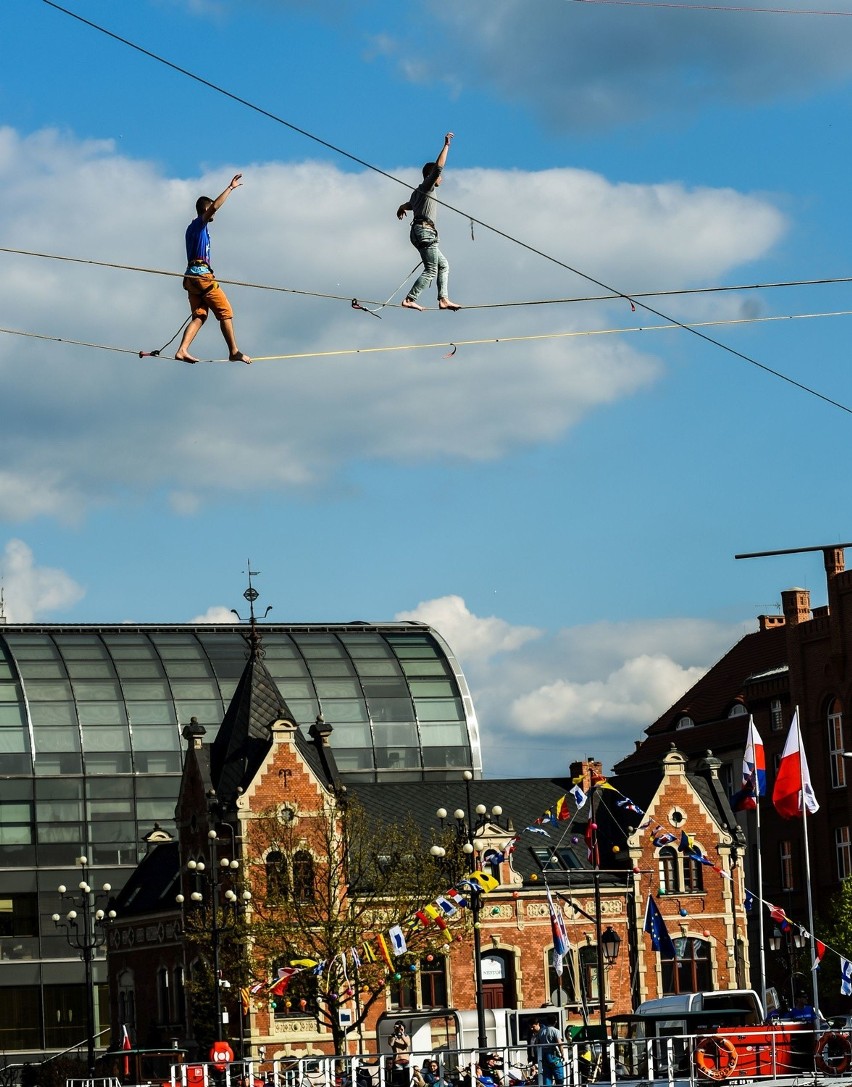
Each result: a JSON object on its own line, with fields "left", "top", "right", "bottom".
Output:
{"left": 758, "top": 614, "right": 785, "bottom": 631}
{"left": 568, "top": 757, "right": 604, "bottom": 790}
{"left": 781, "top": 588, "right": 811, "bottom": 627}
{"left": 824, "top": 547, "right": 846, "bottom": 578}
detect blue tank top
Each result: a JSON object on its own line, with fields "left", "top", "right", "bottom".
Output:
{"left": 185, "top": 216, "right": 212, "bottom": 267}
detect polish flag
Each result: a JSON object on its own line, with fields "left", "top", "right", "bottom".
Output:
{"left": 772, "top": 711, "right": 819, "bottom": 819}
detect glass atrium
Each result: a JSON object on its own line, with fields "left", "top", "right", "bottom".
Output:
{"left": 0, "top": 622, "right": 481, "bottom": 1064}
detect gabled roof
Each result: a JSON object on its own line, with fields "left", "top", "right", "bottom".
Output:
{"left": 209, "top": 632, "right": 332, "bottom": 803}
{"left": 604, "top": 759, "right": 743, "bottom": 850}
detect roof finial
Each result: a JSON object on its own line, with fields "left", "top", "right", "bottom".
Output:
{"left": 230, "top": 560, "right": 272, "bottom": 659}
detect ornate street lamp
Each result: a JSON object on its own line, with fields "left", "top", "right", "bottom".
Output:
{"left": 768, "top": 925, "right": 807, "bottom": 1005}
{"left": 601, "top": 926, "right": 621, "bottom": 965}
{"left": 176, "top": 828, "right": 251, "bottom": 1047}
{"left": 52, "top": 856, "right": 116, "bottom": 1075}
{"left": 432, "top": 770, "right": 502, "bottom": 1051}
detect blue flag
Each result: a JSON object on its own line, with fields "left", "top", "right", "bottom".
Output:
{"left": 644, "top": 896, "right": 677, "bottom": 958}
{"left": 842, "top": 958, "right": 852, "bottom": 997}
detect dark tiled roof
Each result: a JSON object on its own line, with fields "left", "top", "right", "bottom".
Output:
{"left": 210, "top": 649, "right": 330, "bottom": 803}
{"left": 113, "top": 841, "right": 180, "bottom": 916}
{"left": 349, "top": 778, "right": 628, "bottom": 888}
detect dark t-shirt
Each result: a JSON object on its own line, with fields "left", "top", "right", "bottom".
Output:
{"left": 409, "top": 165, "right": 443, "bottom": 223}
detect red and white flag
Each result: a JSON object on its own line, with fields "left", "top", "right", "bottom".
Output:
{"left": 772, "top": 710, "right": 819, "bottom": 819}
{"left": 121, "top": 1023, "right": 132, "bottom": 1076}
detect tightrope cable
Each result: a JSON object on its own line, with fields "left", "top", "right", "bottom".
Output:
{"left": 34, "top": 2, "right": 852, "bottom": 415}
{"left": 2, "top": 246, "right": 851, "bottom": 313}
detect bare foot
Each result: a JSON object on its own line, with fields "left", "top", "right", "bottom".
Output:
{"left": 402, "top": 299, "right": 424, "bottom": 311}
{"left": 175, "top": 351, "right": 199, "bottom": 364}
{"left": 230, "top": 352, "right": 253, "bottom": 365}
{"left": 439, "top": 299, "right": 461, "bottom": 311}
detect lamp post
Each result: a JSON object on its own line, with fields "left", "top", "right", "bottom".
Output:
{"left": 586, "top": 781, "right": 621, "bottom": 1073}
{"left": 768, "top": 925, "right": 806, "bottom": 1006}
{"left": 176, "top": 828, "right": 251, "bottom": 1047}
{"left": 52, "top": 855, "right": 116, "bottom": 1075}
{"left": 431, "top": 770, "right": 502, "bottom": 1051}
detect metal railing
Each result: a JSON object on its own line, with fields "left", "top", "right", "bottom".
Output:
{"left": 165, "top": 1025, "right": 851, "bottom": 1087}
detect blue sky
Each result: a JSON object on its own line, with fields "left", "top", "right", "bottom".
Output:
{"left": 3, "top": 0, "right": 852, "bottom": 778}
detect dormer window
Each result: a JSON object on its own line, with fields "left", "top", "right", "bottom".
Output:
{"left": 728, "top": 703, "right": 747, "bottom": 718}
{"left": 676, "top": 716, "right": 694, "bottom": 730}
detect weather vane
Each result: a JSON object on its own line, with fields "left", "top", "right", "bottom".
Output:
{"left": 231, "top": 561, "right": 272, "bottom": 659}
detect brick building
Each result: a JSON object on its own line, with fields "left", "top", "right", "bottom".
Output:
{"left": 614, "top": 542, "right": 852, "bottom": 1010}
{"left": 107, "top": 623, "right": 749, "bottom": 1064}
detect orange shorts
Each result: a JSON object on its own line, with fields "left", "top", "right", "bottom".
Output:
{"left": 183, "top": 273, "right": 233, "bottom": 321}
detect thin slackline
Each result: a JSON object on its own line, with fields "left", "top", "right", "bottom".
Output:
{"left": 39, "top": 1, "right": 852, "bottom": 414}
{"left": 3, "top": 246, "right": 851, "bottom": 313}
{"left": 0, "top": 328, "right": 144, "bottom": 358}
{"left": 5, "top": 308, "right": 852, "bottom": 394}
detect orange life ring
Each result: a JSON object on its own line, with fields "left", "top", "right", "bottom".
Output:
{"left": 815, "top": 1031, "right": 852, "bottom": 1074}
{"left": 694, "top": 1036, "right": 739, "bottom": 1081}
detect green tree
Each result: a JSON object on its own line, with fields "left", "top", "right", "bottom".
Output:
{"left": 243, "top": 793, "right": 465, "bottom": 1053}
{"left": 181, "top": 868, "right": 252, "bottom": 1051}
{"left": 816, "top": 875, "right": 852, "bottom": 1014}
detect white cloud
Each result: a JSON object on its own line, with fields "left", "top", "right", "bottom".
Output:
{"left": 507, "top": 654, "right": 707, "bottom": 735}
{"left": 189, "top": 605, "right": 239, "bottom": 623}
{"left": 397, "top": 593, "right": 744, "bottom": 777}
{"left": 0, "top": 539, "right": 85, "bottom": 621}
{"left": 388, "top": 1, "right": 852, "bottom": 129}
{"left": 396, "top": 594, "right": 541, "bottom": 662}
{"left": 0, "top": 126, "right": 786, "bottom": 522}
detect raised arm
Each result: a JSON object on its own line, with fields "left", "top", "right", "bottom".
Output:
{"left": 202, "top": 173, "right": 243, "bottom": 221}
{"left": 436, "top": 132, "right": 454, "bottom": 170}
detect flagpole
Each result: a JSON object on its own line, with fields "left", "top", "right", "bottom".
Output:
{"left": 755, "top": 794, "right": 767, "bottom": 1013}
{"left": 798, "top": 706, "right": 820, "bottom": 1012}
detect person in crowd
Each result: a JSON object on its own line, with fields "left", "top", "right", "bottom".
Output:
{"left": 529, "top": 1016, "right": 567, "bottom": 1087}
{"left": 388, "top": 1021, "right": 411, "bottom": 1087}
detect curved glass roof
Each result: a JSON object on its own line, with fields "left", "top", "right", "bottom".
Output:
{"left": 0, "top": 622, "right": 481, "bottom": 871}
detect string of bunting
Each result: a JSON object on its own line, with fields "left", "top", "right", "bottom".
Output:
{"left": 249, "top": 868, "right": 500, "bottom": 1007}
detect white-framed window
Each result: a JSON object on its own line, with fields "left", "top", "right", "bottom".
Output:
{"left": 836, "top": 826, "right": 852, "bottom": 882}
{"left": 771, "top": 699, "right": 784, "bottom": 732}
{"left": 828, "top": 698, "right": 846, "bottom": 790}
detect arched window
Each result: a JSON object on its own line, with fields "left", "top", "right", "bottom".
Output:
{"left": 293, "top": 850, "right": 315, "bottom": 901}
{"left": 265, "top": 850, "right": 289, "bottom": 899}
{"left": 172, "top": 965, "right": 185, "bottom": 1024}
{"left": 662, "top": 937, "right": 712, "bottom": 994}
{"left": 579, "top": 943, "right": 601, "bottom": 1001}
{"left": 828, "top": 698, "right": 846, "bottom": 789}
{"left": 659, "top": 847, "right": 679, "bottom": 892}
{"left": 682, "top": 848, "right": 705, "bottom": 893}
{"left": 157, "top": 965, "right": 170, "bottom": 1024}
{"left": 118, "top": 969, "right": 136, "bottom": 1031}
{"left": 482, "top": 848, "right": 503, "bottom": 883}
